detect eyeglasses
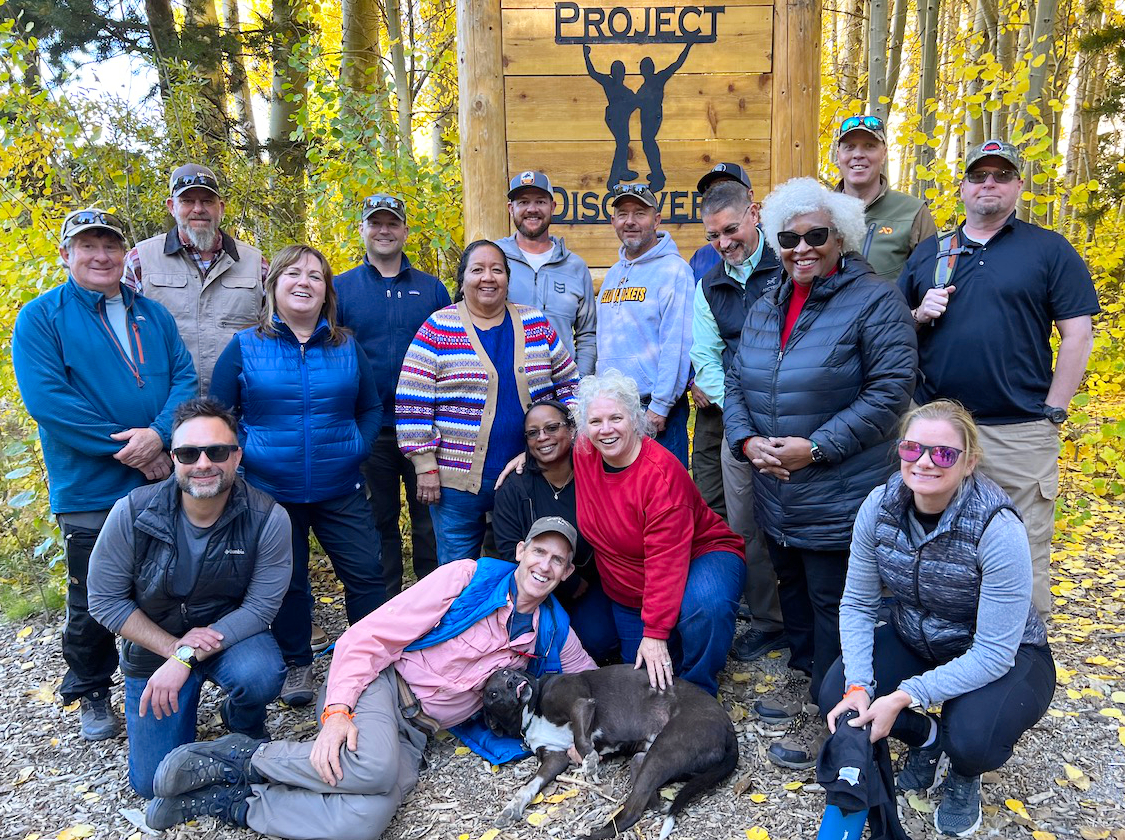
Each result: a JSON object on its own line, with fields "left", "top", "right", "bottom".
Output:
{"left": 171, "top": 444, "right": 240, "bottom": 464}
{"left": 898, "top": 440, "right": 963, "bottom": 469}
{"left": 839, "top": 115, "right": 886, "bottom": 135}
{"left": 171, "top": 173, "right": 220, "bottom": 194}
{"left": 964, "top": 169, "right": 1019, "bottom": 184}
{"left": 362, "top": 194, "right": 406, "bottom": 216}
{"left": 776, "top": 227, "right": 836, "bottom": 249}
{"left": 705, "top": 206, "right": 752, "bottom": 242}
{"left": 524, "top": 422, "right": 565, "bottom": 440}
{"left": 62, "top": 210, "right": 124, "bottom": 236}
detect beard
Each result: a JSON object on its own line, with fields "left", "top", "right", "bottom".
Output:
{"left": 179, "top": 218, "right": 220, "bottom": 251}
{"left": 176, "top": 469, "right": 234, "bottom": 499}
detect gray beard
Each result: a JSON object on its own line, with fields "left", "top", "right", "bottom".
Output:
{"left": 180, "top": 221, "right": 220, "bottom": 251}
{"left": 176, "top": 471, "right": 233, "bottom": 499}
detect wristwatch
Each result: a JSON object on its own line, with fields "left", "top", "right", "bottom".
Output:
{"left": 172, "top": 644, "right": 198, "bottom": 669}
{"left": 1044, "top": 405, "right": 1068, "bottom": 425}
{"left": 809, "top": 440, "right": 828, "bottom": 464}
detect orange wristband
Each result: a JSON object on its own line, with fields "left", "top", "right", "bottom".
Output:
{"left": 320, "top": 707, "right": 355, "bottom": 726}
{"left": 844, "top": 685, "right": 868, "bottom": 699}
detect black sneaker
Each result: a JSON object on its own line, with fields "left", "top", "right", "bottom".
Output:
{"left": 153, "top": 733, "right": 266, "bottom": 798}
{"left": 897, "top": 742, "right": 947, "bottom": 794}
{"left": 731, "top": 628, "right": 788, "bottom": 662}
{"left": 79, "top": 690, "right": 120, "bottom": 741}
{"left": 765, "top": 705, "right": 827, "bottom": 770}
{"left": 934, "top": 771, "right": 983, "bottom": 837}
{"left": 146, "top": 781, "right": 251, "bottom": 831}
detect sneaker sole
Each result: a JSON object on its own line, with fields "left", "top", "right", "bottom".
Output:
{"left": 80, "top": 726, "right": 119, "bottom": 742}
{"left": 730, "top": 639, "right": 789, "bottom": 662}
{"left": 934, "top": 803, "right": 982, "bottom": 838}
{"left": 280, "top": 692, "right": 316, "bottom": 707}
{"left": 766, "top": 749, "right": 816, "bottom": 771}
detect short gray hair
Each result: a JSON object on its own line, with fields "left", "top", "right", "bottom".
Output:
{"left": 700, "top": 180, "right": 752, "bottom": 218}
{"left": 760, "top": 178, "right": 867, "bottom": 256}
{"left": 574, "top": 369, "right": 653, "bottom": 440}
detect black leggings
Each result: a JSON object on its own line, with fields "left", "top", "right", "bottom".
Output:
{"left": 820, "top": 624, "right": 1055, "bottom": 777}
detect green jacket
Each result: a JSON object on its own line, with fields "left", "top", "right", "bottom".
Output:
{"left": 835, "top": 177, "right": 937, "bottom": 282}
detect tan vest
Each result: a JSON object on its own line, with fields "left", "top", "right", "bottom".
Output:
{"left": 136, "top": 231, "right": 264, "bottom": 393}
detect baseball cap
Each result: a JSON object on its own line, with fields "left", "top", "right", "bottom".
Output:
{"left": 508, "top": 170, "right": 553, "bottom": 199}
{"left": 837, "top": 115, "right": 887, "bottom": 145}
{"left": 361, "top": 194, "right": 407, "bottom": 222}
{"left": 524, "top": 516, "right": 578, "bottom": 555}
{"left": 697, "top": 162, "right": 752, "bottom": 194}
{"left": 169, "top": 164, "right": 221, "bottom": 198}
{"left": 60, "top": 208, "right": 127, "bottom": 243}
{"left": 609, "top": 183, "right": 658, "bottom": 208}
{"left": 964, "top": 139, "right": 1022, "bottom": 174}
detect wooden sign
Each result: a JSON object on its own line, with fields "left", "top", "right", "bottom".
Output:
{"left": 458, "top": 0, "right": 821, "bottom": 272}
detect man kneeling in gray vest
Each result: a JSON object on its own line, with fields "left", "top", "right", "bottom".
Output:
{"left": 88, "top": 397, "right": 292, "bottom": 798}
{"left": 144, "top": 516, "right": 596, "bottom": 840}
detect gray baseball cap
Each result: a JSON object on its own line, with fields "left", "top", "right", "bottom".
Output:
{"left": 169, "top": 163, "right": 221, "bottom": 198}
{"left": 361, "top": 194, "right": 407, "bottom": 222}
{"left": 60, "top": 208, "right": 127, "bottom": 242}
{"left": 508, "top": 170, "right": 554, "bottom": 199}
{"left": 524, "top": 516, "right": 578, "bottom": 555}
{"left": 610, "top": 183, "right": 659, "bottom": 208}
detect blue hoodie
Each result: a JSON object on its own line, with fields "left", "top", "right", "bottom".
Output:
{"left": 595, "top": 232, "right": 694, "bottom": 416}
{"left": 11, "top": 278, "right": 199, "bottom": 513}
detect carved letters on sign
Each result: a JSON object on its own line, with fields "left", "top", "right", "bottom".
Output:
{"left": 554, "top": 3, "right": 727, "bottom": 43}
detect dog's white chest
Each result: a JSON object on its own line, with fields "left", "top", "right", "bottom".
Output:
{"left": 523, "top": 714, "right": 574, "bottom": 753}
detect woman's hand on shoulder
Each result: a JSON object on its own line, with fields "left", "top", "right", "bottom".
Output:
{"left": 494, "top": 452, "right": 527, "bottom": 489}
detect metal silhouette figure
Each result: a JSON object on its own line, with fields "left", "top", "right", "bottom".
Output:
{"left": 583, "top": 44, "right": 693, "bottom": 191}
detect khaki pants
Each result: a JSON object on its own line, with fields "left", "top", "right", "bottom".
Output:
{"left": 976, "top": 419, "right": 1060, "bottom": 619}
{"left": 246, "top": 670, "right": 428, "bottom": 840}
{"left": 721, "top": 444, "right": 784, "bottom": 632}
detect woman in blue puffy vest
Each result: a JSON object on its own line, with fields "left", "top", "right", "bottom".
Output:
{"left": 211, "top": 245, "right": 385, "bottom": 708}
{"left": 823, "top": 400, "right": 1053, "bottom": 838}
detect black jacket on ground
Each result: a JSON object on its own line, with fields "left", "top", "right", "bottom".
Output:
{"left": 723, "top": 254, "right": 917, "bottom": 551}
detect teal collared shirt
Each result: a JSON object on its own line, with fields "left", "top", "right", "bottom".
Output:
{"left": 689, "top": 234, "right": 765, "bottom": 408}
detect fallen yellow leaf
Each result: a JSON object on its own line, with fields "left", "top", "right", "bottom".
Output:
{"left": 16, "top": 626, "right": 32, "bottom": 639}
{"left": 526, "top": 812, "right": 549, "bottom": 827}
{"left": 1079, "top": 829, "right": 1110, "bottom": 840}
{"left": 731, "top": 672, "right": 751, "bottom": 683}
{"left": 659, "top": 787, "right": 675, "bottom": 800}
{"left": 1006, "top": 798, "right": 1030, "bottom": 819}
{"left": 478, "top": 830, "right": 500, "bottom": 840}
{"left": 545, "top": 788, "right": 578, "bottom": 803}
{"left": 1099, "top": 708, "right": 1122, "bottom": 719}
{"left": 907, "top": 792, "right": 934, "bottom": 813}
{"left": 745, "top": 828, "right": 770, "bottom": 840}
{"left": 14, "top": 767, "right": 33, "bottom": 785}
{"left": 1032, "top": 832, "right": 1057, "bottom": 840}
{"left": 56, "top": 825, "right": 95, "bottom": 840}
{"left": 1111, "top": 690, "right": 1125, "bottom": 704}
{"left": 453, "top": 746, "right": 470, "bottom": 756}
{"left": 458, "top": 834, "right": 469, "bottom": 840}
{"left": 749, "top": 793, "right": 768, "bottom": 803}
{"left": 781, "top": 781, "right": 803, "bottom": 791}
{"left": 1064, "top": 763, "right": 1085, "bottom": 781}
{"left": 1118, "top": 726, "right": 1125, "bottom": 747}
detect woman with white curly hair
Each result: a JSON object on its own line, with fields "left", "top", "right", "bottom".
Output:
{"left": 723, "top": 177, "right": 918, "bottom": 769}
{"left": 573, "top": 369, "right": 746, "bottom": 696}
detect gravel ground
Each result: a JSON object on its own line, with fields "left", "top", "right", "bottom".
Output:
{"left": 2, "top": 539, "right": 1123, "bottom": 840}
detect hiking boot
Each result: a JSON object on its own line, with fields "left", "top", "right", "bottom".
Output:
{"left": 731, "top": 627, "right": 788, "bottom": 662}
{"left": 79, "top": 690, "right": 120, "bottom": 741}
{"left": 280, "top": 663, "right": 317, "bottom": 707}
{"left": 753, "top": 671, "right": 811, "bottom": 734}
{"left": 146, "top": 780, "right": 251, "bottom": 831}
{"left": 311, "top": 624, "right": 331, "bottom": 653}
{"left": 897, "top": 742, "right": 947, "bottom": 795}
{"left": 766, "top": 705, "right": 827, "bottom": 770}
{"left": 153, "top": 733, "right": 266, "bottom": 799}
{"left": 934, "top": 771, "right": 983, "bottom": 837}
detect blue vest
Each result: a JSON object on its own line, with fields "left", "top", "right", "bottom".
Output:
{"left": 405, "top": 557, "right": 570, "bottom": 677}
{"left": 236, "top": 319, "right": 368, "bottom": 504}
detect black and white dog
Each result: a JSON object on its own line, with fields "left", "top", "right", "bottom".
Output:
{"left": 482, "top": 664, "right": 738, "bottom": 839}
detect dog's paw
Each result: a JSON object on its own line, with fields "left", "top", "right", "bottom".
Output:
{"left": 495, "top": 802, "right": 522, "bottom": 827}
{"left": 580, "top": 751, "right": 601, "bottom": 781}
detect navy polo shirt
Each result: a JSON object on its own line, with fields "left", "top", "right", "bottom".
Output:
{"left": 898, "top": 214, "right": 1099, "bottom": 425}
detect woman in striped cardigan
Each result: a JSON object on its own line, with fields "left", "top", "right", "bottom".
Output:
{"left": 396, "top": 240, "right": 579, "bottom": 564}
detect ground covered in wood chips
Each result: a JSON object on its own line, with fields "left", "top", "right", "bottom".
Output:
{"left": 3, "top": 494, "right": 1124, "bottom": 840}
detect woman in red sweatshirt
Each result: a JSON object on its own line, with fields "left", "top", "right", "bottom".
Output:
{"left": 572, "top": 369, "right": 745, "bottom": 696}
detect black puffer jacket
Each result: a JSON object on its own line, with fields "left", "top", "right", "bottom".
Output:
{"left": 723, "top": 254, "right": 917, "bottom": 550}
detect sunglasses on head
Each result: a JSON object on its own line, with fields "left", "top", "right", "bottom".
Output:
{"left": 840, "top": 115, "right": 885, "bottom": 134}
{"left": 172, "top": 173, "right": 220, "bottom": 193}
{"left": 63, "top": 210, "right": 124, "bottom": 234}
{"left": 777, "top": 227, "right": 836, "bottom": 249}
{"left": 524, "top": 422, "right": 565, "bottom": 440}
{"left": 612, "top": 184, "right": 652, "bottom": 196}
{"left": 964, "top": 169, "right": 1019, "bottom": 184}
{"left": 171, "top": 444, "right": 240, "bottom": 464}
{"left": 898, "top": 440, "right": 963, "bottom": 468}
{"left": 363, "top": 194, "right": 405, "bottom": 214}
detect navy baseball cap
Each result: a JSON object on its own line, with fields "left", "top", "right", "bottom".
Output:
{"left": 697, "top": 162, "right": 752, "bottom": 194}
{"left": 508, "top": 170, "right": 554, "bottom": 199}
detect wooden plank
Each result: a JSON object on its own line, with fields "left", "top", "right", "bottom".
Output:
{"left": 502, "top": 0, "right": 770, "bottom": 8}
{"left": 458, "top": 0, "right": 510, "bottom": 242}
{"left": 501, "top": 6, "right": 772, "bottom": 76}
{"left": 770, "top": 0, "right": 820, "bottom": 183}
{"left": 505, "top": 73, "right": 772, "bottom": 142}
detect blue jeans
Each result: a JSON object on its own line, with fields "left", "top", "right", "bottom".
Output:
{"left": 430, "top": 479, "right": 497, "bottom": 565}
{"left": 563, "top": 578, "right": 620, "bottom": 663}
{"left": 123, "top": 631, "right": 285, "bottom": 798}
{"left": 608, "top": 549, "right": 745, "bottom": 695}
{"left": 274, "top": 489, "right": 387, "bottom": 666}
{"left": 648, "top": 394, "right": 690, "bottom": 469}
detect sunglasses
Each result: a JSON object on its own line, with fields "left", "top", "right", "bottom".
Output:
{"left": 363, "top": 194, "right": 405, "bottom": 215}
{"left": 839, "top": 115, "right": 885, "bottom": 134}
{"left": 524, "top": 422, "right": 566, "bottom": 440}
{"left": 612, "top": 184, "right": 653, "bottom": 196}
{"left": 171, "top": 173, "right": 220, "bottom": 194}
{"left": 171, "top": 444, "right": 240, "bottom": 464}
{"left": 898, "top": 440, "right": 963, "bottom": 469}
{"left": 964, "top": 169, "right": 1019, "bottom": 184}
{"left": 777, "top": 227, "right": 836, "bottom": 249}
{"left": 63, "top": 210, "right": 124, "bottom": 235}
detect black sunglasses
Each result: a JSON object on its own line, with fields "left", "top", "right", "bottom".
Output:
{"left": 171, "top": 173, "right": 220, "bottom": 193}
{"left": 964, "top": 169, "right": 1019, "bottom": 184}
{"left": 612, "top": 184, "right": 653, "bottom": 196}
{"left": 777, "top": 227, "right": 836, "bottom": 249}
{"left": 524, "top": 422, "right": 566, "bottom": 440}
{"left": 840, "top": 115, "right": 885, "bottom": 134}
{"left": 63, "top": 210, "right": 124, "bottom": 235}
{"left": 898, "top": 440, "right": 963, "bottom": 469}
{"left": 171, "top": 444, "right": 240, "bottom": 464}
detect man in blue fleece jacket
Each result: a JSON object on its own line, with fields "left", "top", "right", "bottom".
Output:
{"left": 11, "top": 208, "right": 198, "bottom": 741}
{"left": 596, "top": 184, "right": 694, "bottom": 467}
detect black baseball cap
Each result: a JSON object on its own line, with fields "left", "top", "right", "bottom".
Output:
{"left": 697, "top": 162, "right": 752, "bottom": 194}
{"left": 361, "top": 194, "right": 407, "bottom": 222}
